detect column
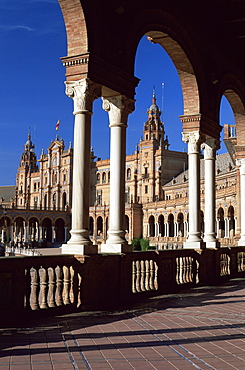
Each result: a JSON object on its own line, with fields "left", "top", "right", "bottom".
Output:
{"left": 64, "top": 227, "right": 68, "bottom": 243}
{"left": 62, "top": 78, "right": 101, "bottom": 255}
{"left": 182, "top": 131, "right": 204, "bottom": 248}
{"left": 237, "top": 159, "right": 245, "bottom": 245}
{"left": 155, "top": 222, "right": 159, "bottom": 237}
{"left": 52, "top": 226, "right": 55, "bottom": 243}
{"left": 101, "top": 95, "right": 134, "bottom": 253}
{"left": 10, "top": 225, "right": 14, "bottom": 243}
{"left": 202, "top": 138, "right": 219, "bottom": 248}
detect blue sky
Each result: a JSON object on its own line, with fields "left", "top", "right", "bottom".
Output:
{"left": 0, "top": 0, "right": 235, "bottom": 186}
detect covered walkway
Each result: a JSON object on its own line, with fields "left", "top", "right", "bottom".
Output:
{"left": 1, "top": 279, "right": 245, "bottom": 369}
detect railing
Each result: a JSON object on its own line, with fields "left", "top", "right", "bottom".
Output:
{"left": 5, "top": 245, "right": 42, "bottom": 256}
{"left": 1, "top": 247, "right": 245, "bottom": 324}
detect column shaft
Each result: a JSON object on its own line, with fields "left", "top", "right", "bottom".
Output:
{"left": 203, "top": 138, "right": 219, "bottom": 247}
{"left": 101, "top": 95, "right": 134, "bottom": 253}
{"left": 62, "top": 79, "right": 101, "bottom": 255}
{"left": 237, "top": 159, "right": 245, "bottom": 245}
{"left": 182, "top": 131, "right": 204, "bottom": 248}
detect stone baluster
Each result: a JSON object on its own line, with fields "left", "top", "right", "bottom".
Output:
{"left": 48, "top": 267, "right": 56, "bottom": 308}
{"left": 145, "top": 260, "right": 150, "bottom": 291}
{"left": 55, "top": 265, "right": 63, "bottom": 306}
{"left": 135, "top": 260, "right": 140, "bottom": 292}
{"left": 140, "top": 260, "right": 146, "bottom": 291}
{"left": 39, "top": 267, "right": 48, "bottom": 309}
{"left": 30, "top": 268, "right": 40, "bottom": 310}
{"left": 132, "top": 261, "right": 136, "bottom": 293}
{"left": 63, "top": 266, "right": 71, "bottom": 305}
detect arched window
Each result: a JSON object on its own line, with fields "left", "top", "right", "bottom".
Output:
{"left": 168, "top": 214, "right": 174, "bottom": 237}
{"left": 96, "top": 173, "right": 101, "bottom": 184}
{"left": 97, "top": 216, "right": 103, "bottom": 236}
{"left": 102, "top": 172, "right": 106, "bottom": 183}
{"left": 127, "top": 168, "right": 131, "bottom": 180}
{"left": 177, "top": 212, "right": 184, "bottom": 237}
{"left": 228, "top": 205, "right": 235, "bottom": 237}
{"left": 217, "top": 207, "right": 225, "bottom": 238}
{"left": 62, "top": 192, "right": 67, "bottom": 209}
{"left": 158, "top": 214, "right": 164, "bottom": 237}
{"left": 53, "top": 193, "right": 56, "bottom": 210}
{"left": 149, "top": 215, "right": 155, "bottom": 237}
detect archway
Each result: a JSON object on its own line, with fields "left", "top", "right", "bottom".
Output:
{"left": 97, "top": 216, "right": 103, "bottom": 237}
{"left": 168, "top": 214, "right": 174, "bottom": 238}
{"left": 228, "top": 206, "right": 235, "bottom": 238}
{"left": 29, "top": 217, "right": 39, "bottom": 242}
{"left": 177, "top": 212, "right": 184, "bottom": 237}
{"left": 158, "top": 214, "right": 164, "bottom": 237}
{"left": 42, "top": 218, "right": 52, "bottom": 244}
{"left": 149, "top": 215, "right": 155, "bottom": 237}
{"left": 55, "top": 218, "right": 65, "bottom": 243}
{"left": 217, "top": 208, "right": 225, "bottom": 238}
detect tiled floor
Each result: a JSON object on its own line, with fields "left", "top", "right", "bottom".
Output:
{"left": 1, "top": 279, "right": 245, "bottom": 369}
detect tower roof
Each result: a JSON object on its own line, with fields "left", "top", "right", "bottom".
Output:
{"left": 147, "top": 89, "right": 161, "bottom": 115}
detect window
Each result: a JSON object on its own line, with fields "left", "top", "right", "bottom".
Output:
{"left": 63, "top": 173, "right": 66, "bottom": 182}
{"left": 145, "top": 185, "right": 148, "bottom": 194}
{"left": 96, "top": 190, "right": 102, "bottom": 205}
{"left": 102, "top": 172, "right": 106, "bottom": 183}
{"left": 34, "top": 183, "right": 37, "bottom": 192}
{"left": 127, "top": 168, "right": 131, "bottom": 180}
{"left": 97, "top": 173, "right": 101, "bottom": 184}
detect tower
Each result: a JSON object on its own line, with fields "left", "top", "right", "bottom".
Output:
{"left": 16, "top": 131, "right": 39, "bottom": 207}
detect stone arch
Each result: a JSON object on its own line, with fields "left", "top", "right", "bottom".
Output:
{"left": 62, "top": 192, "right": 67, "bottom": 210}
{"left": 228, "top": 205, "right": 235, "bottom": 238}
{"left": 217, "top": 207, "right": 225, "bottom": 238}
{"left": 177, "top": 212, "right": 184, "bottom": 237}
{"left": 168, "top": 213, "right": 174, "bottom": 237}
{"left": 89, "top": 216, "right": 94, "bottom": 236}
{"left": 29, "top": 217, "right": 39, "bottom": 242}
{"left": 58, "top": 0, "right": 88, "bottom": 57}
{"left": 42, "top": 217, "right": 52, "bottom": 243}
{"left": 55, "top": 218, "right": 65, "bottom": 243}
{"left": 97, "top": 216, "right": 103, "bottom": 236}
{"left": 158, "top": 214, "right": 164, "bottom": 237}
{"left": 148, "top": 215, "right": 155, "bottom": 237}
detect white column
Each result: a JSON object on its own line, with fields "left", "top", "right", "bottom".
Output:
{"left": 24, "top": 224, "right": 28, "bottom": 243}
{"left": 155, "top": 223, "right": 159, "bottom": 237}
{"left": 64, "top": 227, "right": 68, "bottom": 243}
{"left": 182, "top": 131, "right": 204, "bottom": 248}
{"left": 39, "top": 226, "right": 42, "bottom": 242}
{"left": 224, "top": 218, "right": 229, "bottom": 238}
{"left": 101, "top": 95, "right": 134, "bottom": 253}
{"left": 202, "top": 138, "right": 219, "bottom": 248}
{"left": 62, "top": 79, "right": 101, "bottom": 255}
{"left": 165, "top": 222, "right": 169, "bottom": 237}
{"left": 52, "top": 226, "right": 55, "bottom": 243}
{"left": 237, "top": 159, "right": 245, "bottom": 246}
{"left": 10, "top": 226, "right": 14, "bottom": 242}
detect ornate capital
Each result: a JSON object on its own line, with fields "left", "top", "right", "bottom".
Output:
{"left": 202, "top": 138, "right": 219, "bottom": 160}
{"left": 182, "top": 131, "right": 204, "bottom": 154}
{"left": 65, "top": 78, "right": 101, "bottom": 114}
{"left": 102, "top": 95, "right": 135, "bottom": 126}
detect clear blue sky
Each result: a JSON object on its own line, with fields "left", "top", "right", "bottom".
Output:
{"left": 0, "top": 0, "right": 235, "bottom": 186}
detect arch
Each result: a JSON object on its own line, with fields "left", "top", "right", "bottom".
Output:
{"left": 97, "top": 216, "right": 103, "bottom": 236}
{"left": 149, "top": 215, "right": 155, "bottom": 237}
{"left": 42, "top": 217, "right": 52, "bottom": 243}
{"left": 29, "top": 217, "right": 39, "bottom": 242}
{"left": 55, "top": 218, "right": 65, "bottom": 243}
{"left": 89, "top": 216, "right": 94, "bottom": 236}
{"left": 44, "top": 194, "right": 48, "bottom": 210}
{"left": 58, "top": 0, "right": 88, "bottom": 57}
{"left": 52, "top": 193, "right": 56, "bottom": 210}
{"left": 125, "top": 214, "right": 129, "bottom": 233}
{"left": 14, "top": 216, "right": 25, "bottom": 244}
{"left": 126, "top": 168, "right": 131, "bottom": 180}
{"left": 102, "top": 172, "right": 106, "bottom": 183}
{"left": 228, "top": 205, "right": 235, "bottom": 238}
{"left": 158, "top": 214, "right": 164, "bottom": 237}
{"left": 177, "top": 212, "right": 184, "bottom": 237}
{"left": 217, "top": 207, "right": 225, "bottom": 238}
{"left": 62, "top": 192, "right": 67, "bottom": 210}
{"left": 168, "top": 213, "right": 174, "bottom": 237}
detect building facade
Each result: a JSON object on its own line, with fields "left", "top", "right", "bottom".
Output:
{"left": 0, "top": 94, "right": 238, "bottom": 249}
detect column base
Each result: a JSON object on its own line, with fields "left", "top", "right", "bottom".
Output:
{"left": 238, "top": 239, "right": 245, "bottom": 246}
{"left": 183, "top": 241, "right": 206, "bottom": 249}
{"left": 205, "top": 241, "right": 220, "bottom": 249}
{"left": 61, "top": 243, "right": 98, "bottom": 255}
{"left": 100, "top": 243, "right": 132, "bottom": 254}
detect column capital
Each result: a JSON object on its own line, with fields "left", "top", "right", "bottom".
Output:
{"left": 182, "top": 131, "right": 205, "bottom": 154}
{"left": 202, "top": 137, "right": 219, "bottom": 160}
{"left": 102, "top": 95, "right": 135, "bottom": 127}
{"left": 65, "top": 78, "right": 101, "bottom": 114}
